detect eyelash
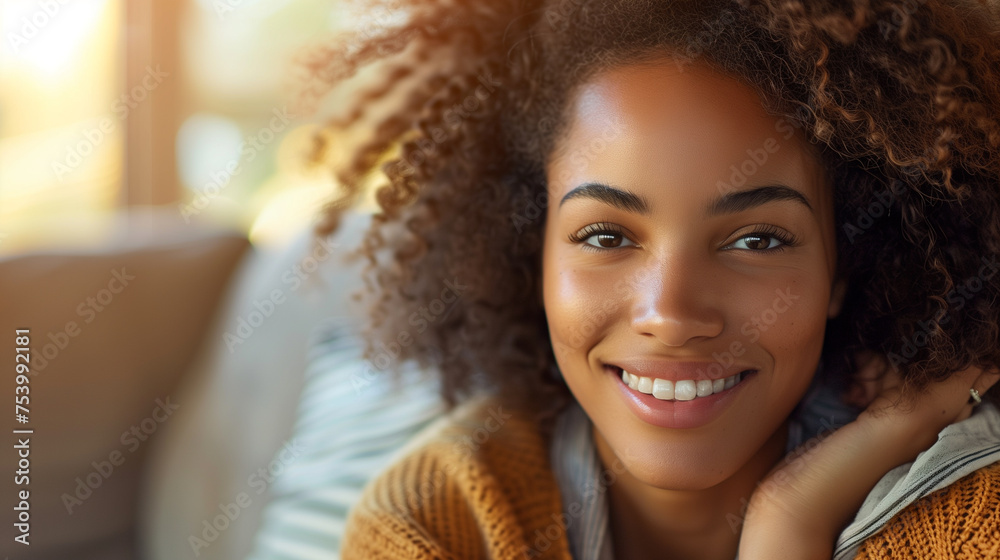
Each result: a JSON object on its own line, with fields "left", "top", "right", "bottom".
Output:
{"left": 567, "top": 223, "right": 799, "bottom": 253}
{"left": 729, "top": 224, "right": 799, "bottom": 253}
{"left": 567, "top": 222, "right": 633, "bottom": 252}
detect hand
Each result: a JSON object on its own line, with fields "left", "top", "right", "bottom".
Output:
{"left": 738, "top": 354, "right": 1000, "bottom": 560}
{"left": 842, "top": 351, "right": 998, "bottom": 456}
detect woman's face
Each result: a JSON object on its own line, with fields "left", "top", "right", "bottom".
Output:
{"left": 542, "top": 58, "right": 845, "bottom": 489}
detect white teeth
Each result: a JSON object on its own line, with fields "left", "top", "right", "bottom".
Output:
{"left": 620, "top": 369, "right": 748, "bottom": 401}
{"left": 696, "top": 379, "right": 714, "bottom": 397}
{"left": 675, "top": 380, "right": 697, "bottom": 400}
{"left": 637, "top": 377, "right": 653, "bottom": 394}
{"left": 652, "top": 378, "right": 674, "bottom": 399}
{"left": 713, "top": 378, "right": 726, "bottom": 393}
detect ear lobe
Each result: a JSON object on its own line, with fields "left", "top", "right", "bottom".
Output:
{"left": 828, "top": 277, "right": 848, "bottom": 319}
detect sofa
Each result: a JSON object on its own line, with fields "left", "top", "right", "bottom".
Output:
{"left": 0, "top": 208, "right": 438, "bottom": 559}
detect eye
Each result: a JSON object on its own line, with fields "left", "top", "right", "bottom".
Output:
{"left": 730, "top": 234, "right": 783, "bottom": 251}
{"left": 586, "top": 232, "right": 633, "bottom": 249}
{"left": 568, "top": 222, "right": 638, "bottom": 251}
{"left": 724, "top": 225, "right": 797, "bottom": 252}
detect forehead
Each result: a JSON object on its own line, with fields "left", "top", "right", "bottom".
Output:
{"left": 547, "top": 59, "right": 827, "bottom": 197}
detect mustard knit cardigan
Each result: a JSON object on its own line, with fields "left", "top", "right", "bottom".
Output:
{"left": 340, "top": 398, "right": 1000, "bottom": 559}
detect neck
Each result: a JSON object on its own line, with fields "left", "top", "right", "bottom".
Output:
{"left": 595, "top": 420, "right": 789, "bottom": 560}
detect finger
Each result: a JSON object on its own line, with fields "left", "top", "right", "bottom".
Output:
{"left": 857, "top": 354, "right": 892, "bottom": 405}
{"left": 952, "top": 370, "right": 998, "bottom": 424}
{"left": 840, "top": 383, "right": 866, "bottom": 408}
{"left": 968, "top": 369, "right": 1000, "bottom": 407}
{"left": 917, "top": 365, "right": 991, "bottom": 417}
{"left": 853, "top": 350, "right": 884, "bottom": 381}
{"left": 842, "top": 356, "right": 888, "bottom": 408}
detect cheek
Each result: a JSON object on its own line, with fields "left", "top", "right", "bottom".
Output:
{"left": 743, "top": 275, "right": 831, "bottom": 387}
{"left": 543, "top": 254, "right": 627, "bottom": 365}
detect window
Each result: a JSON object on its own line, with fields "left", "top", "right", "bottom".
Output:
{"left": 1, "top": 0, "right": 371, "bottom": 254}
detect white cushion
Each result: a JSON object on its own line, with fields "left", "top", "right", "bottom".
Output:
{"left": 243, "top": 319, "right": 444, "bottom": 560}
{"left": 139, "top": 211, "right": 373, "bottom": 560}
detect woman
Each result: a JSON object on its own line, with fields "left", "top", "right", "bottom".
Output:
{"left": 305, "top": 0, "right": 1000, "bottom": 558}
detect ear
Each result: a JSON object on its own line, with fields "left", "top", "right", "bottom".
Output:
{"left": 828, "top": 276, "right": 848, "bottom": 319}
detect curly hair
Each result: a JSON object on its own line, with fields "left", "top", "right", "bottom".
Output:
{"left": 305, "top": 0, "right": 1000, "bottom": 421}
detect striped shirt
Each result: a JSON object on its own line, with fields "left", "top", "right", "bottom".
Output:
{"left": 245, "top": 318, "right": 446, "bottom": 560}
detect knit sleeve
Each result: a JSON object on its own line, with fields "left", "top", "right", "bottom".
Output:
{"left": 339, "top": 445, "right": 483, "bottom": 560}
{"left": 852, "top": 461, "right": 1000, "bottom": 559}
{"left": 339, "top": 398, "right": 573, "bottom": 560}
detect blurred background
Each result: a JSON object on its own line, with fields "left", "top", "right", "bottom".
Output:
{"left": 0, "top": 2, "right": 421, "bottom": 558}
{"left": 0, "top": 0, "right": 389, "bottom": 254}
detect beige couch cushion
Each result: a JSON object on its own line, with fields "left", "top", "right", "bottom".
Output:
{"left": 0, "top": 232, "right": 249, "bottom": 560}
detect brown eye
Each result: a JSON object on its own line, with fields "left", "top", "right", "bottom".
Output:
{"left": 570, "top": 222, "right": 637, "bottom": 250}
{"left": 592, "top": 233, "right": 623, "bottom": 248}
{"left": 727, "top": 228, "right": 792, "bottom": 251}
{"left": 583, "top": 231, "right": 635, "bottom": 249}
{"left": 742, "top": 234, "right": 774, "bottom": 250}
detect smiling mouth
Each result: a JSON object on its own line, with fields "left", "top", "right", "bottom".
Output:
{"left": 611, "top": 366, "right": 757, "bottom": 401}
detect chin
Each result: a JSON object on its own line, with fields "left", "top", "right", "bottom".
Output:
{"left": 599, "top": 428, "right": 756, "bottom": 490}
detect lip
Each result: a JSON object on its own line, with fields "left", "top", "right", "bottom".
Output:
{"left": 604, "top": 363, "right": 757, "bottom": 429}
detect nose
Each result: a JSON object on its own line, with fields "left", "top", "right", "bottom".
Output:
{"left": 629, "top": 251, "right": 725, "bottom": 347}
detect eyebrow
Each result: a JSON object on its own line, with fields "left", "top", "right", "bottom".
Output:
{"left": 558, "top": 182, "right": 812, "bottom": 216}
{"left": 558, "top": 182, "right": 651, "bottom": 214}
{"left": 707, "top": 184, "right": 813, "bottom": 216}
